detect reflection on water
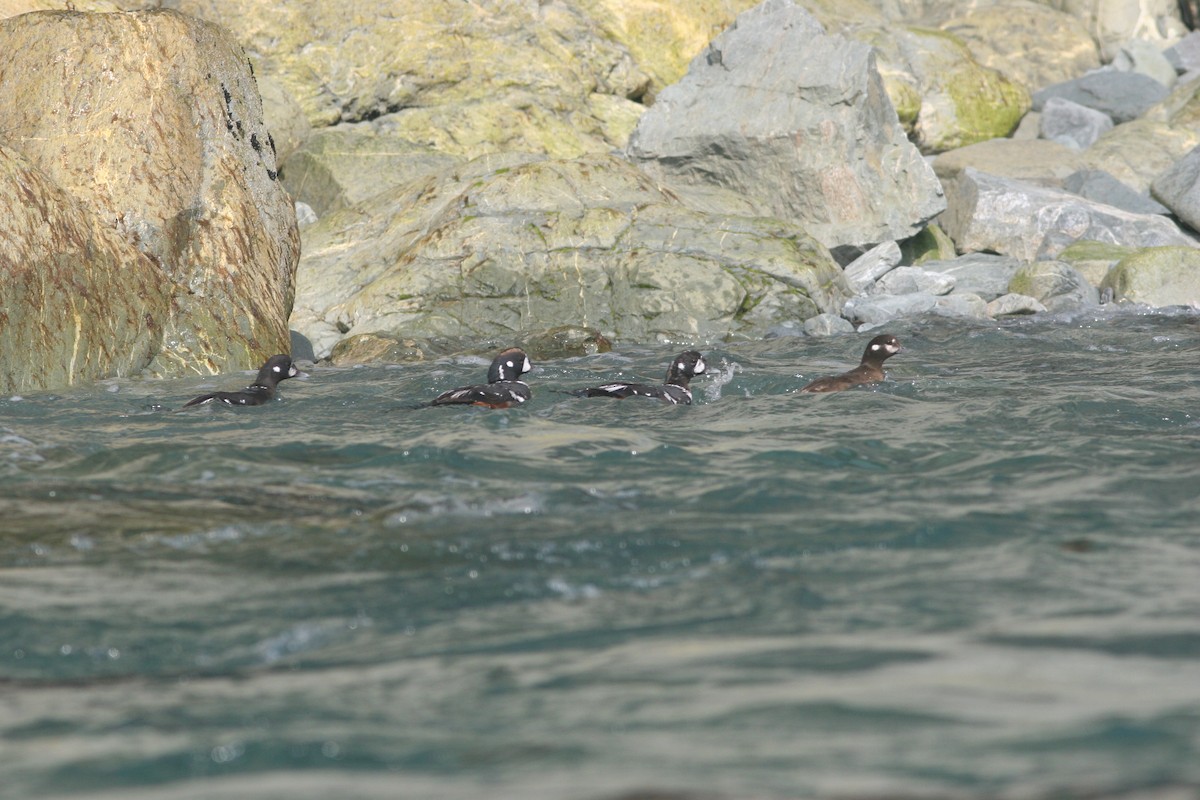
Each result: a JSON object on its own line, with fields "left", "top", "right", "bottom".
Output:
{"left": 2, "top": 312, "right": 1200, "bottom": 799}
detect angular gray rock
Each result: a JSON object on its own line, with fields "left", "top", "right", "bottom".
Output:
{"left": 941, "top": 169, "right": 1197, "bottom": 262}
{"left": 933, "top": 292, "right": 988, "bottom": 318}
{"left": 1038, "top": 97, "right": 1113, "bottom": 150}
{"left": 920, "top": 253, "right": 1023, "bottom": 301}
{"left": 843, "top": 241, "right": 902, "bottom": 293}
{"left": 1063, "top": 169, "right": 1169, "bottom": 216}
{"left": 1032, "top": 70, "right": 1170, "bottom": 124}
{"left": 1150, "top": 145, "right": 1200, "bottom": 232}
{"left": 871, "top": 266, "right": 956, "bottom": 296}
{"left": 626, "top": 0, "right": 945, "bottom": 252}
{"left": 1165, "top": 31, "right": 1200, "bottom": 73}
{"left": 842, "top": 292, "right": 938, "bottom": 326}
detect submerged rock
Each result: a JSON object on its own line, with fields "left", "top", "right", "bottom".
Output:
{"left": 987, "top": 293, "right": 1047, "bottom": 316}
{"left": 1008, "top": 261, "right": 1100, "bottom": 311}
{"left": 292, "top": 153, "right": 850, "bottom": 358}
{"left": 0, "top": 9, "right": 299, "bottom": 383}
{"left": 626, "top": 0, "right": 944, "bottom": 252}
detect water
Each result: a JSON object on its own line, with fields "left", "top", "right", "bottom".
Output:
{"left": 3, "top": 311, "right": 1200, "bottom": 800}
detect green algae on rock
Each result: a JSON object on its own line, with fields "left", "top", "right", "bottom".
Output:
{"left": 1102, "top": 246, "right": 1200, "bottom": 307}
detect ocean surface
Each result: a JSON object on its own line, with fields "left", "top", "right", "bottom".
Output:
{"left": 3, "top": 310, "right": 1200, "bottom": 800}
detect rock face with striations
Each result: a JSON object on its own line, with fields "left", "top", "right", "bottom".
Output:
{"left": 0, "top": 9, "right": 299, "bottom": 385}
{"left": 626, "top": 0, "right": 945, "bottom": 254}
{"left": 291, "top": 153, "right": 850, "bottom": 359}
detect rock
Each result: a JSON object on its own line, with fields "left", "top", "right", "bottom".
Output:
{"left": 0, "top": 9, "right": 299, "bottom": 379}
{"left": 843, "top": 241, "right": 902, "bottom": 293}
{"left": 1055, "top": 240, "right": 1136, "bottom": 287}
{"left": 853, "top": 23, "right": 1030, "bottom": 153}
{"left": 256, "top": 74, "right": 311, "bottom": 166}
{"left": 329, "top": 333, "right": 430, "bottom": 366}
{"left": 288, "top": 330, "right": 317, "bottom": 363}
{"left": 1011, "top": 111, "right": 1042, "bottom": 140}
{"left": 175, "top": 0, "right": 653, "bottom": 157}
{"left": 1076, "top": 118, "right": 1200, "bottom": 193}
{"left": 0, "top": 146, "right": 172, "bottom": 393}
{"left": 520, "top": 326, "right": 613, "bottom": 360}
{"left": 986, "top": 293, "right": 1047, "bottom": 316}
{"left": 940, "top": 169, "right": 1197, "bottom": 262}
{"left": 933, "top": 292, "right": 988, "bottom": 318}
{"left": 1101, "top": 246, "right": 1200, "bottom": 306}
{"left": 626, "top": 0, "right": 945, "bottom": 252}
{"left": 842, "top": 292, "right": 938, "bottom": 326}
{"left": 803, "top": 313, "right": 856, "bottom": 337}
{"left": 938, "top": 1, "right": 1101, "bottom": 93}
{"left": 1064, "top": 0, "right": 1188, "bottom": 61}
{"left": 1111, "top": 38, "right": 1178, "bottom": 89}
{"left": 281, "top": 125, "right": 461, "bottom": 217}
{"left": 932, "top": 138, "right": 1085, "bottom": 189}
{"left": 1038, "top": 97, "right": 1113, "bottom": 150}
{"left": 1165, "top": 31, "right": 1200, "bottom": 73}
{"left": 871, "top": 266, "right": 956, "bottom": 296}
{"left": 1032, "top": 70, "right": 1169, "bottom": 124}
{"left": 295, "top": 202, "right": 319, "bottom": 227}
{"left": 1008, "top": 261, "right": 1100, "bottom": 311}
{"left": 1150, "top": 145, "right": 1200, "bottom": 232}
{"left": 1063, "top": 169, "right": 1170, "bottom": 216}
{"left": 292, "top": 153, "right": 850, "bottom": 358}
{"left": 920, "top": 253, "right": 1023, "bottom": 301}
{"left": 899, "top": 223, "right": 957, "bottom": 266}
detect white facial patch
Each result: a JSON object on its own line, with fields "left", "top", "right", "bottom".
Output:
{"left": 522, "top": 357, "right": 531, "bottom": 372}
{"left": 870, "top": 343, "right": 882, "bottom": 351}
{"left": 273, "top": 365, "right": 282, "bottom": 372}
{"left": 695, "top": 358, "right": 706, "bottom": 373}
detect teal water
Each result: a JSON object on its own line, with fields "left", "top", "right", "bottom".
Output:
{"left": 3, "top": 312, "right": 1200, "bottom": 800}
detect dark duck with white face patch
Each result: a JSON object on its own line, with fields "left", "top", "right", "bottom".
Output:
{"left": 430, "top": 347, "right": 532, "bottom": 409}
{"left": 799, "top": 334, "right": 901, "bottom": 393}
{"left": 184, "top": 354, "right": 305, "bottom": 407}
{"left": 569, "top": 350, "right": 707, "bottom": 405}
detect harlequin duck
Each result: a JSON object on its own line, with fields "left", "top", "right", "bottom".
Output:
{"left": 184, "top": 354, "right": 305, "bottom": 407}
{"left": 799, "top": 334, "right": 901, "bottom": 393}
{"left": 569, "top": 350, "right": 707, "bottom": 405}
{"left": 430, "top": 347, "right": 532, "bottom": 408}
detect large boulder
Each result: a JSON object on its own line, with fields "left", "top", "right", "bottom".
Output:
{"left": 626, "top": 0, "right": 945, "bottom": 254}
{"left": 292, "top": 153, "right": 850, "bottom": 358}
{"left": 0, "top": 9, "right": 299, "bottom": 380}
{"left": 0, "top": 147, "right": 172, "bottom": 393}
{"left": 940, "top": 169, "right": 1198, "bottom": 262}
{"left": 173, "top": 0, "right": 654, "bottom": 158}
{"left": 1076, "top": 118, "right": 1200, "bottom": 193}
{"left": 851, "top": 24, "right": 1030, "bottom": 154}
{"left": 1150, "top": 145, "right": 1200, "bottom": 232}
{"left": 1101, "top": 246, "right": 1200, "bottom": 306}
{"left": 938, "top": 1, "right": 1101, "bottom": 93}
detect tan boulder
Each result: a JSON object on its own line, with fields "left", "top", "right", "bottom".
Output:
{"left": 0, "top": 146, "right": 172, "bottom": 392}
{"left": 0, "top": 9, "right": 299, "bottom": 379}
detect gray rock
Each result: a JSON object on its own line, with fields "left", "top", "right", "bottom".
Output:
{"left": 932, "top": 137, "right": 1084, "bottom": 189}
{"left": 871, "top": 266, "right": 956, "bottom": 296}
{"left": 1150, "top": 145, "right": 1200, "bottom": 232}
{"left": 627, "top": 0, "right": 945, "bottom": 252}
{"left": 1111, "top": 38, "right": 1178, "bottom": 89}
{"left": 1038, "top": 97, "right": 1113, "bottom": 150}
{"left": 1008, "top": 261, "right": 1100, "bottom": 311}
{"left": 295, "top": 201, "right": 318, "bottom": 227}
{"left": 1032, "top": 70, "right": 1170, "bottom": 124}
{"left": 1063, "top": 169, "right": 1169, "bottom": 216}
{"left": 803, "top": 313, "right": 856, "bottom": 337}
{"left": 941, "top": 169, "right": 1197, "bottom": 262}
{"left": 843, "top": 241, "right": 902, "bottom": 292}
{"left": 986, "top": 293, "right": 1047, "bottom": 316}
{"left": 921, "top": 253, "right": 1023, "bottom": 301}
{"left": 933, "top": 292, "right": 989, "bottom": 318}
{"left": 1076, "top": 118, "right": 1200, "bottom": 194}
{"left": 1165, "top": 31, "right": 1200, "bottom": 73}
{"left": 1101, "top": 245, "right": 1200, "bottom": 306}
{"left": 842, "top": 292, "right": 938, "bottom": 326}
{"left": 292, "top": 153, "right": 851, "bottom": 358}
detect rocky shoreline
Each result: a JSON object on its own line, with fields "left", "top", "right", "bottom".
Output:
{"left": 2, "top": 0, "right": 1200, "bottom": 390}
